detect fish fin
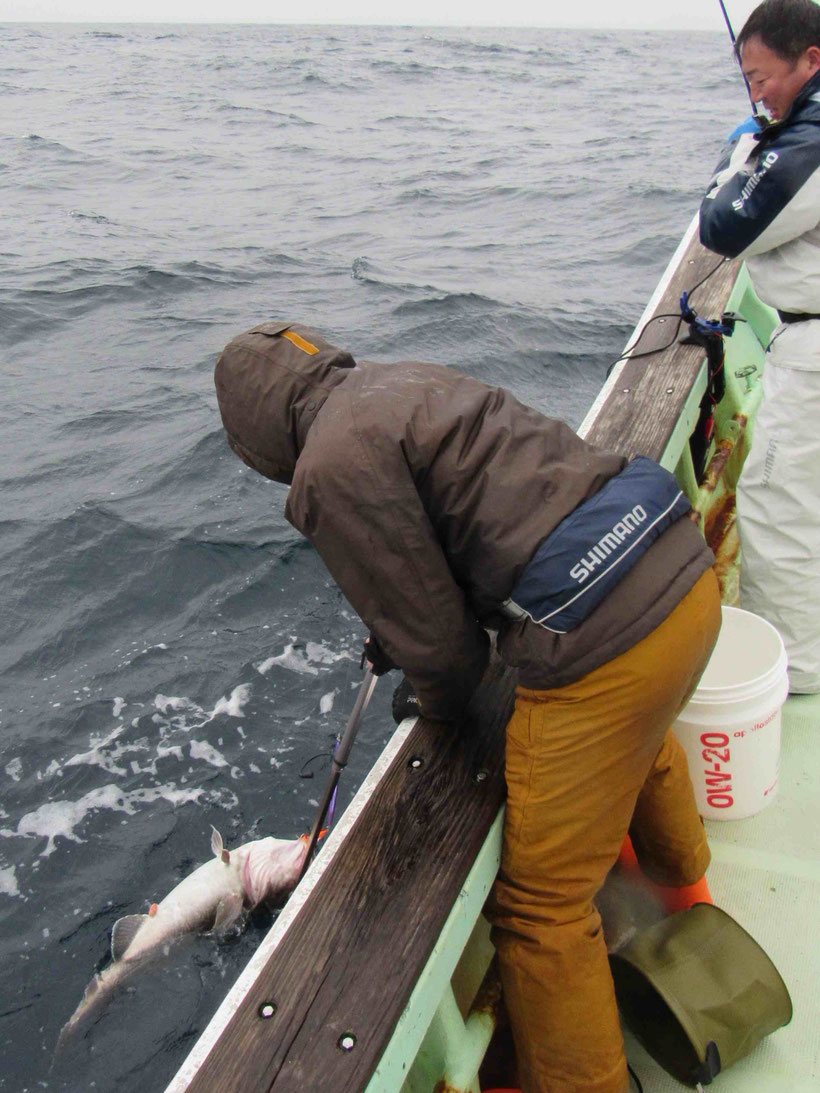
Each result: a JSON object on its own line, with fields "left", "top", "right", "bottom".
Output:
{"left": 211, "top": 892, "right": 244, "bottom": 934}
{"left": 211, "top": 825, "right": 231, "bottom": 864}
{"left": 210, "top": 825, "right": 225, "bottom": 857}
{"left": 111, "top": 914, "right": 149, "bottom": 961}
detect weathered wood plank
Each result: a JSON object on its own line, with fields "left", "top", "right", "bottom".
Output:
{"left": 584, "top": 234, "right": 740, "bottom": 461}
{"left": 184, "top": 656, "right": 516, "bottom": 1093}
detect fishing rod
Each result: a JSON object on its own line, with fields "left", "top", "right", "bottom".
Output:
{"left": 717, "top": 0, "right": 767, "bottom": 121}
{"left": 298, "top": 665, "right": 379, "bottom": 883}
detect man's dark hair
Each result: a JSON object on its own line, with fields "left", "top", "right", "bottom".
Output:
{"left": 737, "top": 0, "right": 820, "bottom": 62}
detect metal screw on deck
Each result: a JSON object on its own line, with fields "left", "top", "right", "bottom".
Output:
{"left": 338, "top": 1033, "right": 357, "bottom": 1052}
{"left": 258, "top": 1002, "right": 276, "bottom": 1019}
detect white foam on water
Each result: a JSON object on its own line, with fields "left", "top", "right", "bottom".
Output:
{"left": 257, "top": 640, "right": 355, "bottom": 677}
{"left": 305, "top": 641, "right": 354, "bottom": 666}
{"left": 5, "top": 758, "right": 22, "bottom": 783}
{"left": 257, "top": 644, "right": 319, "bottom": 676}
{"left": 0, "top": 865, "right": 20, "bottom": 898}
{"left": 0, "top": 782, "right": 229, "bottom": 858}
{"left": 112, "top": 697, "right": 126, "bottom": 717}
{"left": 157, "top": 744, "right": 185, "bottom": 762}
{"left": 190, "top": 740, "right": 228, "bottom": 768}
{"left": 209, "top": 684, "right": 251, "bottom": 719}
{"left": 64, "top": 722, "right": 143, "bottom": 776}
{"left": 155, "top": 694, "right": 199, "bottom": 716}
{"left": 320, "top": 690, "right": 336, "bottom": 714}
{"left": 152, "top": 686, "right": 250, "bottom": 730}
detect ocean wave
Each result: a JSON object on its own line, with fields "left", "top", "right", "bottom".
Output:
{"left": 16, "top": 133, "right": 95, "bottom": 163}
{"left": 0, "top": 501, "right": 296, "bottom": 678}
{"left": 393, "top": 288, "right": 507, "bottom": 319}
{"left": 0, "top": 259, "right": 257, "bottom": 347}
{"left": 69, "top": 210, "right": 111, "bottom": 223}
{"left": 350, "top": 257, "right": 460, "bottom": 303}
{"left": 216, "top": 102, "right": 316, "bottom": 126}
{"left": 370, "top": 58, "right": 435, "bottom": 77}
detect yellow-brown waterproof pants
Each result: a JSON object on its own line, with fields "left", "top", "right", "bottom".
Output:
{"left": 488, "top": 569, "right": 722, "bottom": 1093}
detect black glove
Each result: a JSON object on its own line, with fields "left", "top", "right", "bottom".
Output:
{"left": 392, "top": 676, "right": 422, "bottom": 724}
{"left": 361, "top": 633, "right": 398, "bottom": 677}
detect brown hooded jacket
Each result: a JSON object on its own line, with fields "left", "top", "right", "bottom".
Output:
{"left": 215, "top": 322, "right": 714, "bottom": 721}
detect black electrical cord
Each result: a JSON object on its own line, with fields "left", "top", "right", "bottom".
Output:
{"left": 606, "top": 255, "right": 730, "bottom": 376}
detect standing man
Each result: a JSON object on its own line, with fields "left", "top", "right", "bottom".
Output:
{"left": 214, "top": 320, "right": 721, "bottom": 1092}
{"left": 699, "top": 0, "right": 820, "bottom": 693}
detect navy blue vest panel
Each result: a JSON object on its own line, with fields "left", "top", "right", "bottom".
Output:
{"left": 506, "top": 457, "right": 691, "bottom": 633}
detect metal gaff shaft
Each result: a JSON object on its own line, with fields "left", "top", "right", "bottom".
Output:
{"left": 298, "top": 667, "right": 378, "bottom": 883}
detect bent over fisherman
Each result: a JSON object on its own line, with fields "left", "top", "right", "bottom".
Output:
{"left": 214, "top": 321, "right": 721, "bottom": 1093}
{"left": 699, "top": 0, "right": 820, "bottom": 693}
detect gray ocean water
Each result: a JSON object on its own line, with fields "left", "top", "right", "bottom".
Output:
{"left": 0, "top": 22, "right": 745, "bottom": 1092}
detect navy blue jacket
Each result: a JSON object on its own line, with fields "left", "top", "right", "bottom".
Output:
{"left": 699, "top": 70, "right": 820, "bottom": 315}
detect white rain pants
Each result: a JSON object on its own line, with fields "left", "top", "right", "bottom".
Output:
{"left": 737, "top": 322, "right": 820, "bottom": 693}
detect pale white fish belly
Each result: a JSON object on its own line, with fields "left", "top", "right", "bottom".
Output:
{"left": 123, "top": 857, "right": 245, "bottom": 961}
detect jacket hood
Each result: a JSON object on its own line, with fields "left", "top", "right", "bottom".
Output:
{"left": 214, "top": 321, "right": 356, "bottom": 485}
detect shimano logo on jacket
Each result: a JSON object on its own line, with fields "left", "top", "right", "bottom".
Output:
{"left": 570, "top": 505, "right": 648, "bottom": 583}
{"left": 732, "top": 151, "right": 779, "bottom": 212}
{"left": 505, "top": 457, "right": 691, "bottom": 633}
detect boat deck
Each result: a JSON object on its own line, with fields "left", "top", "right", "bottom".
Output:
{"left": 624, "top": 689, "right": 820, "bottom": 1092}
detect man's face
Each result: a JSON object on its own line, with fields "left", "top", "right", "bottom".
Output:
{"left": 741, "top": 34, "right": 820, "bottom": 120}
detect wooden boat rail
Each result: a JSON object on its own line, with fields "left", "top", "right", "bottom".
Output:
{"left": 166, "top": 216, "right": 776, "bottom": 1093}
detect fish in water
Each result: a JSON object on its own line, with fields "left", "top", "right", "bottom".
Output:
{"left": 57, "top": 826, "right": 310, "bottom": 1049}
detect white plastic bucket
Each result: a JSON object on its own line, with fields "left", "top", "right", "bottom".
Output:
{"left": 673, "top": 606, "right": 789, "bottom": 820}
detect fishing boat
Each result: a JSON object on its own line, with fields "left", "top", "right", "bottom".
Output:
{"left": 164, "top": 214, "right": 820, "bottom": 1093}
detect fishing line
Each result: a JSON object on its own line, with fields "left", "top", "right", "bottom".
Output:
{"left": 605, "top": 255, "right": 729, "bottom": 376}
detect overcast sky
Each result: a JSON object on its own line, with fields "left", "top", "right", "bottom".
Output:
{"left": 1, "top": 0, "right": 761, "bottom": 32}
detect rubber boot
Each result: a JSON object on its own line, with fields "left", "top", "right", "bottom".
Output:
{"left": 617, "top": 834, "right": 713, "bottom": 912}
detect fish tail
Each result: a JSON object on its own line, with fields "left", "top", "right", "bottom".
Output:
{"left": 55, "top": 972, "right": 104, "bottom": 1054}
{"left": 54, "top": 959, "right": 130, "bottom": 1055}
